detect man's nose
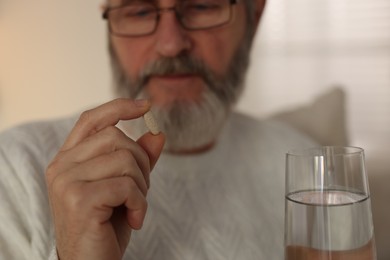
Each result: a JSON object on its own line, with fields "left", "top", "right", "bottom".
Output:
{"left": 154, "top": 9, "right": 192, "bottom": 57}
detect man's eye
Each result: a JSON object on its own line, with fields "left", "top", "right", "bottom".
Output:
{"left": 122, "top": 6, "right": 155, "bottom": 18}
{"left": 134, "top": 9, "right": 154, "bottom": 17}
{"left": 188, "top": 3, "right": 220, "bottom": 11}
{"left": 183, "top": 0, "right": 224, "bottom": 13}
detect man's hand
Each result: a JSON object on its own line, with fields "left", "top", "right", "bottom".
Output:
{"left": 46, "top": 99, "right": 165, "bottom": 260}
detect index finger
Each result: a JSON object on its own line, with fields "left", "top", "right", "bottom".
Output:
{"left": 62, "top": 98, "right": 150, "bottom": 151}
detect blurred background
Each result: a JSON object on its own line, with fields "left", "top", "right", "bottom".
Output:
{"left": 1, "top": 0, "right": 389, "bottom": 258}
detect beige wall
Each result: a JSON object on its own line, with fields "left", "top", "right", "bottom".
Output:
{"left": 0, "top": 1, "right": 112, "bottom": 131}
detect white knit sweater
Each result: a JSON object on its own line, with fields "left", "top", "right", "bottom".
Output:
{"left": 0, "top": 112, "right": 315, "bottom": 259}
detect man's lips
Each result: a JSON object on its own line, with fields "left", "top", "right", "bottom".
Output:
{"left": 146, "top": 74, "right": 205, "bottom": 102}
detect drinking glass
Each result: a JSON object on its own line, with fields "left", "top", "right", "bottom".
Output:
{"left": 284, "top": 146, "right": 377, "bottom": 260}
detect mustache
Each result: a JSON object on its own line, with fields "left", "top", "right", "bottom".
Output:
{"left": 133, "top": 55, "right": 217, "bottom": 97}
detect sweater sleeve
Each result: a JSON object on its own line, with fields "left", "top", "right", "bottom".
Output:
{"left": 0, "top": 120, "right": 70, "bottom": 260}
{"left": 0, "top": 145, "right": 33, "bottom": 259}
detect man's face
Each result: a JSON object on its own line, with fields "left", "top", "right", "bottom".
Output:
{"left": 108, "top": 0, "right": 260, "bottom": 152}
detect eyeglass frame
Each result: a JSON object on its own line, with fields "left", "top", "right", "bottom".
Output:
{"left": 102, "top": 0, "right": 238, "bottom": 37}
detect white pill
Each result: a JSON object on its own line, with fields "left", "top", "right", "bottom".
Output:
{"left": 143, "top": 110, "right": 160, "bottom": 135}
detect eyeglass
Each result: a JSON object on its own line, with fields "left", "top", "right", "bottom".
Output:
{"left": 102, "top": 0, "right": 238, "bottom": 37}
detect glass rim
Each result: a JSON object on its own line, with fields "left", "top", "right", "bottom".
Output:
{"left": 287, "top": 146, "right": 364, "bottom": 157}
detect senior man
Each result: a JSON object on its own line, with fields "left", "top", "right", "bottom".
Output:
{"left": 0, "top": 0, "right": 315, "bottom": 259}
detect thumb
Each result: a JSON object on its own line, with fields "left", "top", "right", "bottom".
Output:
{"left": 137, "top": 133, "right": 165, "bottom": 170}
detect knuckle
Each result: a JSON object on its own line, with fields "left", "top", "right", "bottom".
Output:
{"left": 77, "top": 110, "right": 98, "bottom": 134}
{"left": 49, "top": 171, "right": 85, "bottom": 211}
{"left": 79, "top": 110, "right": 93, "bottom": 125}
{"left": 45, "top": 160, "right": 59, "bottom": 182}
{"left": 100, "top": 126, "right": 126, "bottom": 151}
{"left": 116, "top": 149, "right": 135, "bottom": 164}
{"left": 123, "top": 174, "right": 138, "bottom": 189}
{"left": 137, "top": 147, "right": 150, "bottom": 166}
{"left": 103, "top": 125, "right": 123, "bottom": 140}
{"left": 120, "top": 177, "right": 148, "bottom": 211}
{"left": 45, "top": 156, "right": 67, "bottom": 187}
{"left": 118, "top": 176, "right": 139, "bottom": 195}
{"left": 50, "top": 174, "right": 68, "bottom": 197}
{"left": 108, "top": 98, "right": 126, "bottom": 113}
{"left": 61, "top": 183, "right": 86, "bottom": 211}
{"left": 113, "top": 98, "right": 127, "bottom": 107}
{"left": 116, "top": 145, "right": 150, "bottom": 177}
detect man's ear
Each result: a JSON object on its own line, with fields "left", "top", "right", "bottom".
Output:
{"left": 100, "top": 2, "right": 107, "bottom": 13}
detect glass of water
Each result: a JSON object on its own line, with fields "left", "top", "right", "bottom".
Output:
{"left": 284, "top": 146, "right": 377, "bottom": 260}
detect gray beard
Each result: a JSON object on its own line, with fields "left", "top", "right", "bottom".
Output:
{"left": 109, "top": 29, "right": 253, "bottom": 152}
